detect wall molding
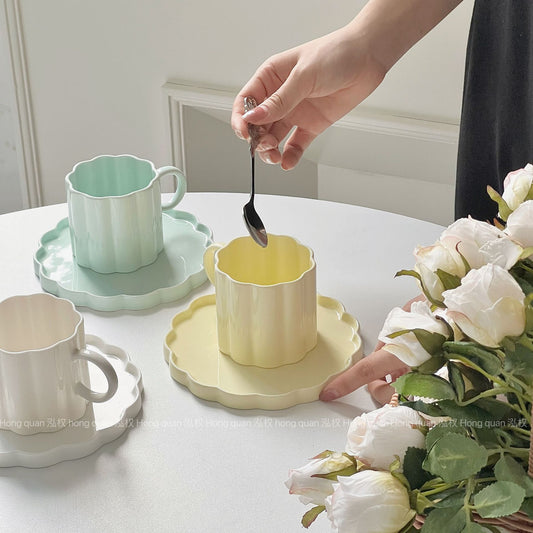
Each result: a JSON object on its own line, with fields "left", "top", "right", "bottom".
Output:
{"left": 162, "top": 81, "right": 459, "bottom": 186}
{"left": 3, "top": 0, "right": 42, "bottom": 208}
{"left": 163, "top": 82, "right": 234, "bottom": 177}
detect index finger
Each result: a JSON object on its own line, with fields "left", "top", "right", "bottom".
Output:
{"left": 319, "top": 348, "right": 407, "bottom": 401}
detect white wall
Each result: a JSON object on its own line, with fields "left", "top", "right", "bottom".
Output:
{"left": 4, "top": 0, "right": 473, "bottom": 221}
{"left": 0, "top": 3, "right": 22, "bottom": 214}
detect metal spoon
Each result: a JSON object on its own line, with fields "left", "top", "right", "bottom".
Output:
{"left": 242, "top": 96, "right": 268, "bottom": 247}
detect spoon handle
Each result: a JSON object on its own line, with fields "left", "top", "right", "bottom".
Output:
{"left": 243, "top": 96, "right": 260, "bottom": 152}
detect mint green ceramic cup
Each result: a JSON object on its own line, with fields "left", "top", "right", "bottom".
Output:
{"left": 66, "top": 154, "right": 187, "bottom": 273}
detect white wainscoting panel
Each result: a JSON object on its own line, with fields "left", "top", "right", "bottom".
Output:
{"left": 163, "top": 82, "right": 458, "bottom": 225}
{"left": 318, "top": 164, "right": 454, "bottom": 226}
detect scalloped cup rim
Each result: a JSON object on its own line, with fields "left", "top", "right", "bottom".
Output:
{"left": 65, "top": 154, "right": 160, "bottom": 199}
{"left": 214, "top": 234, "right": 316, "bottom": 288}
{"left": 0, "top": 293, "right": 83, "bottom": 355}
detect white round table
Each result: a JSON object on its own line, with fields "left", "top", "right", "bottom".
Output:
{"left": 0, "top": 193, "right": 444, "bottom": 533}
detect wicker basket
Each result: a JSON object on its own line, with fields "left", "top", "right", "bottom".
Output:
{"left": 388, "top": 394, "right": 533, "bottom": 532}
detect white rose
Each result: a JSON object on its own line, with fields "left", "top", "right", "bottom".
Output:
{"left": 378, "top": 301, "right": 450, "bottom": 367}
{"left": 345, "top": 404, "right": 426, "bottom": 470}
{"left": 443, "top": 263, "right": 526, "bottom": 347}
{"left": 285, "top": 451, "right": 354, "bottom": 506}
{"left": 506, "top": 200, "right": 533, "bottom": 251}
{"left": 414, "top": 242, "right": 466, "bottom": 302}
{"left": 502, "top": 164, "right": 533, "bottom": 211}
{"left": 325, "top": 470, "right": 415, "bottom": 533}
{"left": 440, "top": 217, "right": 522, "bottom": 270}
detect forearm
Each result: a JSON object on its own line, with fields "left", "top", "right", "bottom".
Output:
{"left": 346, "top": 0, "right": 463, "bottom": 72}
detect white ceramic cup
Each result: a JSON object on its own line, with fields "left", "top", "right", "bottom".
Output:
{"left": 65, "top": 154, "right": 187, "bottom": 273}
{"left": 203, "top": 235, "right": 317, "bottom": 368}
{"left": 0, "top": 293, "right": 118, "bottom": 435}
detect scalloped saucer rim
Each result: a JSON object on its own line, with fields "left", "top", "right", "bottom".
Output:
{"left": 163, "top": 294, "right": 362, "bottom": 410}
{"left": 33, "top": 209, "right": 213, "bottom": 311}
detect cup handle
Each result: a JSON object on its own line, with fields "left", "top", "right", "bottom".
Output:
{"left": 155, "top": 166, "right": 187, "bottom": 210}
{"left": 73, "top": 348, "right": 119, "bottom": 403}
{"left": 203, "top": 243, "right": 223, "bottom": 285}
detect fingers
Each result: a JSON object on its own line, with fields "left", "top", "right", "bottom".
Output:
{"left": 367, "top": 367, "right": 410, "bottom": 406}
{"left": 319, "top": 348, "right": 408, "bottom": 402}
{"left": 230, "top": 50, "right": 298, "bottom": 139}
{"left": 243, "top": 66, "right": 310, "bottom": 127}
{"left": 255, "top": 121, "right": 292, "bottom": 165}
{"left": 367, "top": 380, "right": 397, "bottom": 406}
{"left": 280, "top": 127, "right": 317, "bottom": 170}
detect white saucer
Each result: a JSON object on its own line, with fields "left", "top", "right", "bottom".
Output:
{"left": 0, "top": 335, "right": 143, "bottom": 468}
{"left": 164, "top": 294, "right": 362, "bottom": 410}
{"left": 33, "top": 210, "right": 213, "bottom": 311}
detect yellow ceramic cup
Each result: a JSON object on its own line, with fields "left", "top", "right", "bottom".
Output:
{"left": 203, "top": 235, "right": 317, "bottom": 368}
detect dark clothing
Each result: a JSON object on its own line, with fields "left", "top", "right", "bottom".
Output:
{"left": 455, "top": 0, "right": 533, "bottom": 221}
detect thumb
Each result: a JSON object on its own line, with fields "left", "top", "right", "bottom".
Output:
{"left": 245, "top": 70, "right": 309, "bottom": 125}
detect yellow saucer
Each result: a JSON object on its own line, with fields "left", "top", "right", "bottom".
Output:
{"left": 163, "top": 294, "right": 362, "bottom": 410}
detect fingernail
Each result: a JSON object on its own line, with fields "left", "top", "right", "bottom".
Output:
{"left": 242, "top": 109, "right": 257, "bottom": 120}
{"left": 235, "top": 129, "right": 245, "bottom": 140}
{"left": 265, "top": 155, "right": 274, "bottom": 164}
{"left": 243, "top": 106, "right": 266, "bottom": 121}
{"left": 319, "top": 389, "right": 339, "bottom": 402}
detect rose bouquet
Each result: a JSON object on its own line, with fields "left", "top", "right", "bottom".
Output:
{"left": 286, "top": 165, "right": 533, "bottom": 533}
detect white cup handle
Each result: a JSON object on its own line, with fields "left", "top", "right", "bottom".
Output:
{"left": 156, "top": 166, "right": 187, "bottom": 210}
{"left": 73, "top": 348, "right": 119, "bottom": 403}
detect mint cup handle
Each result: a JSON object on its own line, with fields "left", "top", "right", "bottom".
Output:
{"left": 203, "top": 243, "right": 223, "bottom": 286}
{"left": 73, "top": 348, "right": 119, "bottom": 403}
{"left": 156, "top": 166, "right": 187, "bottom": 210}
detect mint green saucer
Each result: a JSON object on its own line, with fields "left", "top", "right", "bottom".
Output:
{"left": 33, "top": 210, "right": 212, "bottom": 311}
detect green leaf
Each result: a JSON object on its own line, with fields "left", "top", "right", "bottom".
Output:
{"left": 473, "top": 481, "right": 525, "bottom": 518}
{"left": 311, "top": 464, "right": 356, "bottom": 481}
{"left": 521, "top": 496, "right": 533, "bottom": 518}
{"left": 301, "top": 505, "right": 325, "bottom": 529}
{"left": 437, "top": 400, "right": 501, "bottom": 423}
{"left": 454, "top": 362, "right": 491, "bottom": 393}
{"left": 403, "top": 447, "right": 432, "bottom": 490}
{"left": 402, "top": 400, "right": 444, "bottom": 418}
{"left": 394, "top": 269, "right": 446, "bottom": 307}
{"left": 435, "top": 269, "right": 462, "bottom": 291}
{"left": 470, "top": 428, "right": 502, "bottom": 449}
{"left": 393, "top": 373, "right": 456, "bottom": 401}
{"left": 423, "top": 434, "right": 488, "bottom": 483}
{"left": 442, "top": 342, "right": 502, "bottom": 375}
{"left": 413, "top": 491, "right": 435, "bottom": 514}
{"left": 447, "top": 362, "right": 465, "bottom": 401}
{"left": 398, "top": 521, "right": 418, "bottom": 533}
{"left": 462, "top": 523, "right": 490, "bottom": 533}
{"left": 311, "top": 450, "right": 335, "bottom": 459}
{"left": 426, "top": 422, "right": 468, "bottom": 451}
{"left": 433, "top": 490, "right": 466, "bottom": 509}
{"left": 486, "top": 185, "right": 511, "bottom": 221}
{"left": 386, "top": 329, "right": 446, "bottom": 355}
{"left": 473, "top": 398, "right": 517, "bottom": 423}
{"left": 395, "top": 269, "right": 422, "bottom": 281}
{"left": 417, "top": 355, "right": 447, "bottom": 374}
{"left": 504, "top": 341, "right": 533, "bottom": 380}
{"left": 421, "top": 506, "right": 466, "bottom": 533}
{"left": 494, "top": 455, "right": 533, "bottom": 497}
{"left": 413, "top": 330, "right": 447, "bottom": 356}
